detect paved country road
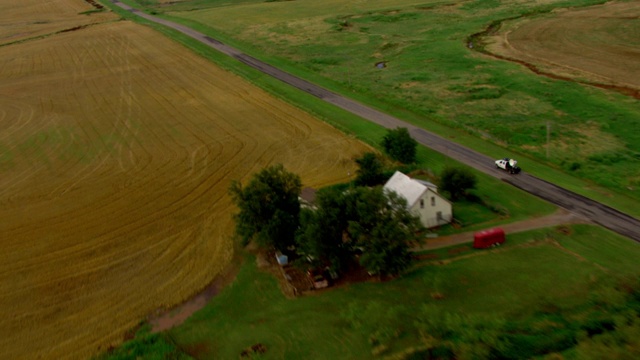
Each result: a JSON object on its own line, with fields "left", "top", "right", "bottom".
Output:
{"left": 112, "top": 1, "right": 640, "bottom": 242}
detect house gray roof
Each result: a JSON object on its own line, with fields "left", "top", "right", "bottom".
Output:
{"left": 415, "top": 179, "right": 438, "bottom": 190}
{"left": 383, "top": 171, "right": 434, "bottom": 208}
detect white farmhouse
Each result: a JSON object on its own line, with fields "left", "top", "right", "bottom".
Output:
{"left": 383, "top": 171, "right": 452, "bottom": 228}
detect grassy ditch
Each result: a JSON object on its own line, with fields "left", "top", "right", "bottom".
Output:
{"left": 113, "top": 0, "right": 640, "bottom": 217}
{"left": 103, "top": 224, "right": 640, "bottom": 359}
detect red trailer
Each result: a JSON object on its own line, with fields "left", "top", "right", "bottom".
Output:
{"left": 473, "top": 228, "right": 505, "bottom": 249}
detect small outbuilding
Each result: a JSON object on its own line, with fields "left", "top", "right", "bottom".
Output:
{"left": 275, "top": 251, "right": 288, "bottom": 266}
{"left": 473, "top": 228, "right": 505, "bottom": 249}
{"left": 299, "top": 187, "right": 318, "bottom": 209}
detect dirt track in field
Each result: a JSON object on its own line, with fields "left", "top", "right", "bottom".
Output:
{"left": 0, "top": 0, "right": 115, "bottom": 44}
{"left": 412, "top": 208, "right": 590, "bottom": 251}
{"left": 0, "top": 1, "right": 372, "bottom": 358}
{"left": 482, "top": 1, "right": 640, "bottom": 98}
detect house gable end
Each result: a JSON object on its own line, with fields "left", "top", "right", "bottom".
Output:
{"left": 383, "top": 171, "right": 427, "bottom": 208}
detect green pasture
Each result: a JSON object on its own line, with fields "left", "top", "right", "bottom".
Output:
{"left": 118, "top": 0, "right": 640, "bottom": 216}
{"left": 104, "top": 224, "right": 640, "bottom": 359}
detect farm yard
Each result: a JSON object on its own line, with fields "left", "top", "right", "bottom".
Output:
{"left": 0, "top": 1, "right": 371, "bottom": 358}
{"left": 159, "top": 225, "right": 640, "bottom": 359}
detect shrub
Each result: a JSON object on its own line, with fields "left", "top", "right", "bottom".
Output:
{"left": 381, "top": 127, "right": 418, "bottom": 164}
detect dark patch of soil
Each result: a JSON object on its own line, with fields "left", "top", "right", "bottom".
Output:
{"left": 412, "top": 253, "right": 439, "bottom": 261}
{"left": 60, "top": 25, "right": 87, "bottom": 33}
{"left": 555, "top": 225, "right": 573, "bottom": 235}
{"left": 85, "top": 0, "right": 104, "bottom": 9}
{"left": 183, "top": 342, "right": 211, "bottom": 358}
{"left": 332, "top": 260, "right": 374, "bottom": 286}
{"left": 149, "top": 256, "right": 242, "bottom": 333}
{"left": 448, "top": 246, "right": 471, "bottom": 255}
{"left": 241, "top": 343, "right": 267, "bottom": 358}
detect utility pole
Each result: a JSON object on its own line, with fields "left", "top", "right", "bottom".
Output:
{"left": 546, "top": 121, "right": 551, "bottom": 159}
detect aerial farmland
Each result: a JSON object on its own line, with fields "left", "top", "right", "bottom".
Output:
{"left": 169, "top": 0, "right": 640, "bottom": 205}
{"left": 3, "top": 0, "right": 640, "bottom": 359}
{"left": 0, "top": 1, "right": 371, "bottom": 358}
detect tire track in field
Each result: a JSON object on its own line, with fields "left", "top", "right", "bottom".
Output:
{"left": 0, "top": 16, "right": 370, "bottom": 359}
{"left": 114, "top": 1, "right": 640, "bottom": 243}
{"left": 474, "top": 2, "right": 640, "bottom": 99}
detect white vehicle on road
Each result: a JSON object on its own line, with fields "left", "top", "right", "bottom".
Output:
{"left": 495, "top": 158, "right": 521, "bottom": 174}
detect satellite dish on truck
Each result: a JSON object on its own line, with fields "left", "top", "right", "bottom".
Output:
{"left": 495, "top": 158, "right": 521, "bottom": 174}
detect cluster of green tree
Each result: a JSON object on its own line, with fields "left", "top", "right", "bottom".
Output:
{"left": 228, "top": 164, "right": 302, "bottom": 251}
{"left": 229, "top": 164, "right": 424, "bottom": 277}
{"left": 298, "top": 186, "right": 424, "bottom": 277}
{"left": 356, "top": 150, "right": 478, "bottom": 201}
{"left": 344, "top": 276, "right": 640, "bottom": 359}
{"left": 439, "top": 166, "right": 477, "bottom": 201}
{"left": 355, "top": 127, "right": 419, "bottom": 187}
{"left": 364, "top": 126, "right": 478, "bottom": 198}
{"left": 229, "top": 128, "right": 478, "bottom": 277}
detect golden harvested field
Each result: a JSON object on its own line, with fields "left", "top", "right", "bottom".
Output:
{"left": 0, "top": 3, "right": 371, "bottom": 359}
{"left": 486, "top": 1, "right": 640, "bottom": 90}
{"left": 0, "top": 0, "right": 116, "bottom": 45}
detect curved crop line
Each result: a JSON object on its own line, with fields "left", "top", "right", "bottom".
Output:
{"left": 468, "top": 12, "right": 640, "bottom": 100}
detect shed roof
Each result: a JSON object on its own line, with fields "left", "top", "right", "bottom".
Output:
{"left": 383, "top": 171, "right": 430, "bottom": 208}
{"left": 300, "top": 187, "right": 317, "bottom": 204}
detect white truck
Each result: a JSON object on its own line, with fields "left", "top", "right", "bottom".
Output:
{"left": 495, "top": 158, "right": 521, "bottom": 174}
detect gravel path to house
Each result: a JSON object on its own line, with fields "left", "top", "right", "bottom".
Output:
{"left": 412, "top": 208, "right": 591, "bottom": 251}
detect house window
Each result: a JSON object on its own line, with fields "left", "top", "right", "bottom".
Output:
{"left": 431, "top": 197, "right": 436, "bottom": 206}
{"left": 437, "top": 211, "right": 443, "bottom": 220}
{"left": 420, "top": 199, "right": 424, "bottom": 209}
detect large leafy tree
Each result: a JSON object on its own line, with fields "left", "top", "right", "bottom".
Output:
{"left": 439, "top": 166, "right": 478, "bottom": 201}
{"left": 381, "top": 127, "right": 418, "bottom": 164}
{"left": 296, "top": 186, "right": 423, "bottom": 277}
{"left": 228, "top": 164, "right": 302, "bottom": 251}
{"left": 354, "top": 152, "right": 386, "bottom": 186}
{"left": 347, "top": 187, "right": 424, "bottom": 277}
{"left": 296, "top": 187, "right": 352, "bottom": 272}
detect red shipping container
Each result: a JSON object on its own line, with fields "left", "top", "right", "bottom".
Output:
{"left": 473, "top": 228, "right": 505, "bottom": 249}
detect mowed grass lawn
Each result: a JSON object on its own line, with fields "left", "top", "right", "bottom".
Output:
{"left": 156, "top": 224, "right": 640, "bottom": 359}
{"left": 137, "top": 0, "right": 640, "bottom": 215}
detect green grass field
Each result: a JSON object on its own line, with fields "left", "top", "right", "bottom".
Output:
{"left": 104, "top": 224, "right": 640, "bottom": 359}
{"left": 121, "top": 0, "right": 640, "bottom": 217}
